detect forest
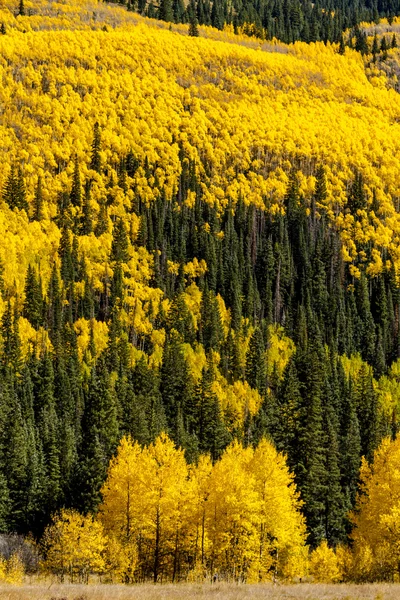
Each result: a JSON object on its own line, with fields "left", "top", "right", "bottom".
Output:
{"left": 1, "top": 0, "right": 400, "bottom": 587}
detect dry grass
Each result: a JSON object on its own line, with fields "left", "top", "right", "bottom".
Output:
{"left": 0, "top": 582, "right": 400, "bottom": 600}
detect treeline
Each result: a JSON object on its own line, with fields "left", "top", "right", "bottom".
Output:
{"left": 0, "top": 126, "right": 399, "bottom": 556}
{"left": 115, "top": 0, "right": 400, "bottom": 44}
{"left": 30, "top": 434, "right": 400, "bottom": 583}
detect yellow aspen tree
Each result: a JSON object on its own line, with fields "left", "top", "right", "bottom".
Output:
{"left": 186, "top": 454, "right": 213, "bottom": 578}
{"left": 100, "top": 433, "right": 190, "bottom": 582}
{"left": 143, "top": 433, "right": 190, "bottom": 582}
{"left": 351, "top": 436, "right": 400, "bottom": 581}
{"left": 309, "top": 540, "right": 341, "bottom": 583}
{"left": 248, "top": 438, "right": 307, "bottom": 581}
{"left": 5, "top": 555, "right": 24, "bottom": 585}
{"left": 42, "top": 510, "right": 106, "bottom": 583}
{"left": 0, "top": 556, "right": 6, "bottom": 582}
{"left": 206, "top": 441, "right": 261, "bottom": 582}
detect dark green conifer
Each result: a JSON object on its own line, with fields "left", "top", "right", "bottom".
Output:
{"left": 95, "top": 200, "right": 109, "bottom": 236}
{"left": 245, "top": 326, "right": 267, "bottom": 395}
{"left": 111, "top": 218, "right": 130, "bottom": 263}
{"left": 70, "top": 156, "right": 82, "bottom": 207}
{"left": 32, "top": 175, "right": 44, "bottom": 221}
{"left": 159, "top": 0, "right": 173, "bottom": 21}
{"left": 23, "top": 265, "right": 43, "bottom": 329}
{"left": 81, "top": 182, "right": 93, "bottom": 235}
{"left": 188, "top": 0, "right": 199, "bottom": 35}
{"left": 90, "top": 122, "right": 102, "bottom": 173}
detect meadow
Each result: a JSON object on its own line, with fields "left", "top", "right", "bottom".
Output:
{"left": 0, "top": 583, "right": 400, "bottom": 600}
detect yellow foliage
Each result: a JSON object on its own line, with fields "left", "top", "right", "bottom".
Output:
{"left": 182, "top": 342, "right": 207, "bottom": 381}
{"left": 351, "top": 436, "right": 400, "bottom": 581}
{"left": 4, "top": 554, "right": 24, "bottom": 585}
{"left": 0, "top": 3, "right": 398, "bottom": 283}
{"left": 309, "top": 540, "right": 341, "bottom": 583}
{"left": 18, "top": 317, "right": 52, "bottom": 358}
{"left": 0, "top": 557, "right": 6, "bottom": 581}
{"left": 74, "top": 317, "right": 109, "bottom": 360}
{"left": 104, "top": 536, "right": 138, "bottom": 583}
{"left": 0, "top": 554, "right": 24, "bottom": 585}
{"left": 212, "top": 377, "right": 263, "bottom": 430}
{"left": 43, "top": 509, "right": 106, "bottom": 582}
{"left": 99, "top": 434, "right": 306, "bottom": 583}
{"left": 266, "top": 324, "right": 296, "bottom": 380}
{"left": 341, "top": 353, "right": 373, "bottom": 380}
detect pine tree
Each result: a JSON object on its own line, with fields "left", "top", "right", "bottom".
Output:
{"left": 111, "top": 218, "right": 130, "bottom": 263}
{"left": 81, "top": 182, "right": 93, "bottom": 235}
{"left": 295, "top": 341, "right": 328, "bottom": 548}
{"left": 338, "top": 34, "right": 345, "bottom": 54}
{"left": 95, "top": 200, "right": 109, "bottom": 236}
{"left": 188, "top": 0, "right": 199, "bottom": 35}
{"left": 159, "top": 0, "right": 173, "bottom": 21}
{"left": 372, "top": 32, "right": 379, "bottom": 58}
{"left": 211, "top": 0, "right": 224, "bottom": 29}
{"left": 160, "top": 333, "right": 193, "bottom": 447}
{"left": 199, "top": 285, "right": 223, "bottom": 351}
{"left": 0, "top": 473, "right": 10, "bottom": 532}
{"left": 32, "top": 175, "right": 44, "bottom": 221}
{"left": 70, "top": 156, "right": 82, "bottom": 207}
{"left": 195, "top": 355, "right": 230, "bottom": 460}
{"left": 23, "top": 265, "right": 43, "bottom": 329}
{"left": 324, "top": 403, "right": 346, "bottom": 545}
{"left": 90, "top": 122, "right": 102, "bottom": 173}
{"left": 245, "top": 326, "right": 267, "bottom": 395}
{"left": 3, "top": 165, "right": 28, "bottom": 212}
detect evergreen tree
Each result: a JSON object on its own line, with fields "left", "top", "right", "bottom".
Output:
{"left": 90, "top": 122, "right": 102, "bottom": 173}
{"left": 194, "top": 355, "right": 230, "bottom": 460}
{"left": 111, "top": 218, "right": 130, "bottom": 263}
{"left": 188, "top": 0, "right": 199, "bottom": 35}
{"left": 23, "top": 265, "right": 43, "bottom": 329}
{"left": 159, "top": 0, "right": 173, "bottom": 21}
{"left": 33, "top": 175, "right": 44, "bottom": 221}
{"left": 3, "top": 165, "right": 28, "bottom": 212}
{"left": 70, "top": 156, "right": 82, "bottom": 207}
{"left": 245, "top": 326, "right": 267, "bottom": 395}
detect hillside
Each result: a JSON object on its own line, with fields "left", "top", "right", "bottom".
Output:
{"left": 1, "top": 0, "right": 400, "bottom": 584}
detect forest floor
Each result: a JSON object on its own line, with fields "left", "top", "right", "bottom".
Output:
{"left": 0, "top": 582, "right": 400, "bottom": 600}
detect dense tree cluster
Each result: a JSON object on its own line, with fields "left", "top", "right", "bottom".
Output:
{"left": 0, "top": 0, "right": 400, "bottom": 584}
{"left": 0, "top": 125, "right": 398, "bottom": 558}
{"left": 120, "top": 0, "right": 400, "bottom": 44}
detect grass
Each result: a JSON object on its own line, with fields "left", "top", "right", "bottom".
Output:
{"left": 0, "top": 582, "right": 399, "bottom": 600}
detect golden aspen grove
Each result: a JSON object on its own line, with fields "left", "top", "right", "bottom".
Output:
{"left": 3, "top": 0, "right": 400, "bottom": 594}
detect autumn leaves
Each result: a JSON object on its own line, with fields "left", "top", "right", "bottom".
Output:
{"left": 43, "top": 434, "right": 307, "bottom": 583}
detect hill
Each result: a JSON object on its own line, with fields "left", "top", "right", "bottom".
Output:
{"left": 1, "top": 0, "right": 400, "bottom": 583}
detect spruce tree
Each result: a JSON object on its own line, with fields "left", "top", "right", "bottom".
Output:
{"left": 159, "top": 0, "right": 173, "bottom": 21}
{"left": 194, "top": 354, "right": 230, "bottom": 460}
{"left": 23, "top": 265, "right": 43, "bottom": 329}
{"left": 70, "top": 155, "right": 82, "bottom": 207}
{"left": 90, "top": 122, "right": 102, "bottom": 173}
{"left": 245, "top": 326, "right": 267, "bottom": 395}
{"left": 188, "top": 0, "right": 199, "bottom": 35}
{"left": 33, "top": 175, "right": 44, "bottom": 221}
{"left": 111, "top": 218, "right": 130, "bottom": 263}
